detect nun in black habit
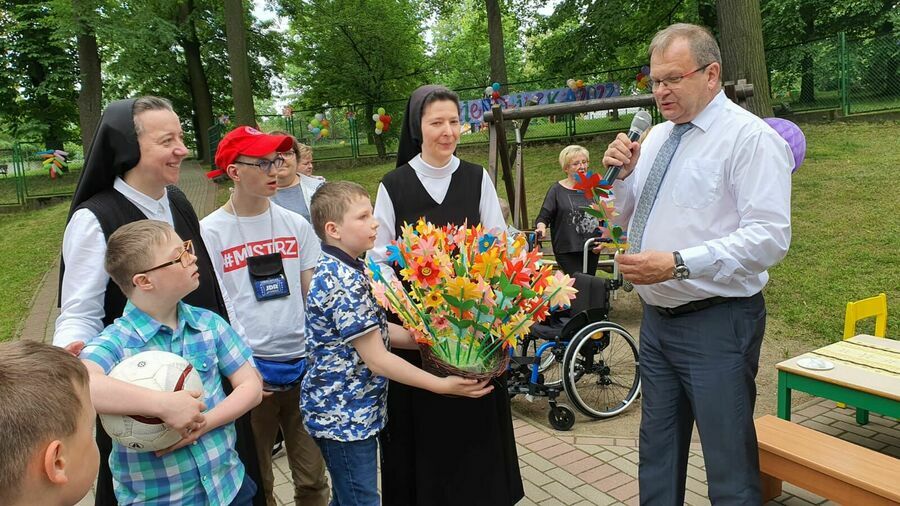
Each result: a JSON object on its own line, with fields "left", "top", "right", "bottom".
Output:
{"left": 371, "top": 85, "right": 524, "bottom": 506}
{"left": 56, "top": 97, "right": 265, "bottom": 506}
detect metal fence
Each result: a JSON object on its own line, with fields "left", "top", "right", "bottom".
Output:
{"left": 766, "top": 32, "right": 900, "bottom": 115}
{"left": 0, "top": 142, "right": 83, "bottom": 208}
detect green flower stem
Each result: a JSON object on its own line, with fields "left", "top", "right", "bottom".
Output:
{"left": 385, "top": 281, "right": 450, "bottom": 356}
{"left": 474, "top": 286, "right": 561, "bottom": 361}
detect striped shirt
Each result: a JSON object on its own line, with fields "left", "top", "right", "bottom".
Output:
{"left": 82, "top": 301, "right": 252, "bottom": 505}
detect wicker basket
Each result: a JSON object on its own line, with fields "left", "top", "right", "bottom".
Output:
{"left": 419, "top": 344, "right": 510, "bottom": 381}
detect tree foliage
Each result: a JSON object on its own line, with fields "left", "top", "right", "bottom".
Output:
{"left": 278, "top": 0, "right": 430, "bottom": 156}
{"left": 525, "top": 0, "right": 701, "bottom": 78}
{"left": 0, "top": 0, "right": 80, "bottom": 148}
{"left": 279, "top": 0, "right": 429, "bottom": 108}
{"left": 430, "top": 0, "right": 529, "bottom": 91}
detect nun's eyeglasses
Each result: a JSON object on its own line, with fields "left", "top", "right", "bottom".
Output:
{"left": 234, "top": 156, "right": 285, "bottom": 175}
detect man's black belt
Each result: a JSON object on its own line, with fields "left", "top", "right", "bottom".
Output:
{"left": 651, "top": 296, "right": 737, "bottom": 317}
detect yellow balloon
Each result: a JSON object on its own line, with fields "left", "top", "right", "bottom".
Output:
{"left": 320, "top": 128, "right": 330, "bottom": 137}
{"left": 375, "top": 121, "right": 384, "bottom": 130}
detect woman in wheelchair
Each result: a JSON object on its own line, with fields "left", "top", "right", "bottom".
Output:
{"left": 508, "top": 256, "right": 641, "bottom": 431}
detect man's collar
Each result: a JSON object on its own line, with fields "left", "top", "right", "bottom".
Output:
{"left": 689, "top": 90, "right": 726, "bottom": 133}
{"left": 322, "top": 243, "right": 364, "bottom": 272}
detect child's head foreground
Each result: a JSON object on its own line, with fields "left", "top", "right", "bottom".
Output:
{"left": 0, "top": 341, "right": 99, "bottom": 506}
{"left": 106, "top": 220, "right": 199, "bottom": 304}
{"left": 310, "top": 181, "right": 376, "bottom": 257}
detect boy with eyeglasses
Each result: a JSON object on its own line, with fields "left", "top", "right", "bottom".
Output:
{"left": 80, "top": 219, "right": 263, "bottom": 505}
{"left": 200, "top": 126, "right": 329, "bottom": 506}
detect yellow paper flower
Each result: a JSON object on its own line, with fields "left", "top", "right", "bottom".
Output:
{"left": 423, "top": 290, "right": 444, "bottom": 310}
{"left": 444, "top": 276, "right": 480, "bottom": 301}
{"left": 471, "top": 247, "right": 502, "bottom": 279}
{"left": 415, "top": 218, "right": 436, "bottom": 236}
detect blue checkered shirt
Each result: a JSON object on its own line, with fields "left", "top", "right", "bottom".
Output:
{"left": 81, "top": 301, "right": 253, "bottom": 506}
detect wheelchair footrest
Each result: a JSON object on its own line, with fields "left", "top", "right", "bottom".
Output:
{"left": 510, "top": 355, "right": 538, "bottom": 366}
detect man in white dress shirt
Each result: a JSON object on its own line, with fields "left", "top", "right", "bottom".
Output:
{"left": 603, "top": 24, "right": 793, "bottom": 504}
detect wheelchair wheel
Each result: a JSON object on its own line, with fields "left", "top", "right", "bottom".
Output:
{"left": 562, "top": 321, "right": 640, "bottom": 419}
{"left": 548, "top": 404, "right": 575, "bottom": 431}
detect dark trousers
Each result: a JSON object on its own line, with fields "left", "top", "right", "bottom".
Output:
{"left": 638, "top": 293, "right": 765, "bottom": 505}
{"left": 554, "top": 251, "right": 599, "bottom": 277}
{"left": 94, "top": 419, "right": 116, "bottom": 506}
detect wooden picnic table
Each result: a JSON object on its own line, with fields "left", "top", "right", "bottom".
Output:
{"left": 776, "top": 334, "right": 900, "bottom": 424}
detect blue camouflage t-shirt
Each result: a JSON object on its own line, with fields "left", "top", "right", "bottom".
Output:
{"left": 301, "top": 244, "right": 390, "bottom": 441}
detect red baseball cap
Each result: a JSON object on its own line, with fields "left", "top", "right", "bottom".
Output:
{"left": 214, "top": 126, "right": 293, "bottom": 171}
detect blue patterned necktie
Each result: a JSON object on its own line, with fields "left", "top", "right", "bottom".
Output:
{"left": 627, "top": 122, "right": 693, "bottom": 253}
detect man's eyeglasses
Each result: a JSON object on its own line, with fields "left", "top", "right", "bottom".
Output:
{"left": 649, "top": 63, "right": 711, "bottom": 90}
{"left": 234, "top": 156, "right": 285, "bottom": 175}
{"left": 140, "top": 240, "right": 195, "bottom": 275}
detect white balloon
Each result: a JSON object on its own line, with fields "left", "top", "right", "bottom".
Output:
{"left": 372, "top": 113, "right": 380, "bottom": 121}
{"left": 375, "top": 128, "right": 383, "bottom": 134}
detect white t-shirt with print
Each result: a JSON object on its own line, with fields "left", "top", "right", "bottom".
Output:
{"left": 201, "top": 203, "right": 321, "bottom": 360}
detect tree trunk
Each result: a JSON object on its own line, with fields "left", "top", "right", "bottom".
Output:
{"left": 716, "top": 0, "right": 773, "bottom": 117}
{"left": 798, "top": 3, "right": 816, "bottom": 104}
{"left": 365, "top": 104, "right": 386, "bottom": 158}
{"left": 179, "top": 0, "right": 214, "bottom": 163}
{"left": 72, "top": 0, "right": 102, "bottom": 157}
{"left": 223, "top": 0, "right": 257, "bottom": 126}
{"left": 485, "top": 0, "right": 508, "bottom": 93}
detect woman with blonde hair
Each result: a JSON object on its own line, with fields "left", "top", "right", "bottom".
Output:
{"left": 534, "top": 144, "right": 604, "bottom": 276}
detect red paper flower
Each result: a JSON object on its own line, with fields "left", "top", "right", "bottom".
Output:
{"left": 573, "top": 171, "right": 602, "bottom": 200}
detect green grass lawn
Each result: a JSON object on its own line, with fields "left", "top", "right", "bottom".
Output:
{"left": 0, "top": 201, "right": 69, "bottom": 340}
{"left": 1, "top": 121, "right": 897, "bottom": 346}
{"left": 0, "top": 163, "right": 84, "bottom": 205}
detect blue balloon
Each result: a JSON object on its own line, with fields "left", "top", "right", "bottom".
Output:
{"left": 492, "top": 82, "right": 501, "bottom": 91}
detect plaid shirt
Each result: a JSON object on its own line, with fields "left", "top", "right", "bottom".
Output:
{"left": 82, "top": 301, "right": 253, "bottom": 506}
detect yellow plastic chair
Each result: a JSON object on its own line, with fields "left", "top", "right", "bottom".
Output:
{"left": 843, "top": 292, "right": 888, "bottom": 339}
{"left": 837, "top": 293, "right": 888, "bottom": 415}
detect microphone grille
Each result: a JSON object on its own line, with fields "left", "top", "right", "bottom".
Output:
{"left": 631, "top": 110, "right": 653, "bottom": 134}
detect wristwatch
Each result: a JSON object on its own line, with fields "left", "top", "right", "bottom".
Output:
{"left": 673, "top": 251, "right": 690, "bottom": 280}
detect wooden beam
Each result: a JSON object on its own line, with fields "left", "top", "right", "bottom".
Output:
{"left": 482, "top": 84, "right": 754, "bottom": 123}
{"left": 492, "top": 105, "right": 516, "bottom": 214}
{"left": 487, "top": 119, "right": 498, "bottom": 184}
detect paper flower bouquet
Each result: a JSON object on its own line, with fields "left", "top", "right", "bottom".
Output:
{"left": 366, "top": 219, "right": 578, "bottom": 379}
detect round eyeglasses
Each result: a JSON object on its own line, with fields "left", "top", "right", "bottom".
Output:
{"left": 234, "top": 156, "right": 285, "bottom": 175}
{"left": 139, "top": 240, "right": 195, "bottom": 275}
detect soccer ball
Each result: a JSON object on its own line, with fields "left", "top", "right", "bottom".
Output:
{"left": 99, "top": 350, "right": 204, "bottom": 452}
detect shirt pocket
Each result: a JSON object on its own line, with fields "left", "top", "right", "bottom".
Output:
{"left": 183, "top": 332, "right": 219, "bottom": 386}
{"left": 672, "top": 158, "right": 724, "bottom": 209}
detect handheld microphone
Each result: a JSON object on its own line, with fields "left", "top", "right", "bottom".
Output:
{"left": 603, "top": 110, "right": 652, "bottom": 183}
